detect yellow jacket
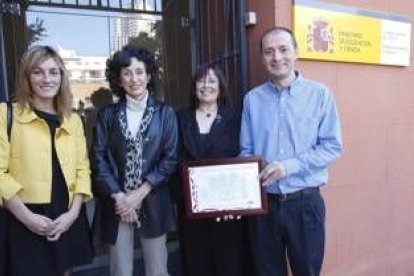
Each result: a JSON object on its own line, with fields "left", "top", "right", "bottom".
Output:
{"left": 0, "top": 103, "right": 92, "bottom": 206}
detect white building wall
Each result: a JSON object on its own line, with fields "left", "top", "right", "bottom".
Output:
{"left": 57, "top": 47, "right": 107, "bottom": 83}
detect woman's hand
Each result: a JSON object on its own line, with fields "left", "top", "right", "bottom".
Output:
{"left": 23, "top": 212, "right": 54, "bottom": 236}
{"left": 215, "top": 214, "right": 242, "bottom": 222}
{"left": 5, "top": 195, "right": 53, "bottom": 236}
{"left": 113, "top": 192, "right": 135, "bottom": 217}
{"left": 46, "top": 212, "right": 77, "bottom": 241}
{"left": 125, "top": 182, "right": 153, "bottom": 211}
{"left": 119, "top": 209, "right": 139, "bottom": 223}
{"left": 113, "top": 183, "right": 152, "bottom": 222}
{"left": 47, "top": 194, "right": 83, "bottom": 242}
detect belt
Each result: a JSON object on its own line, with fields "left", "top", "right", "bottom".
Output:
{"left": 267, "top": 187, "right": 320, "bottom": 202}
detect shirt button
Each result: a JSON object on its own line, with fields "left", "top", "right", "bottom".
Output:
{"left": 68, "top": 184, "right": 75, "bottom": 192}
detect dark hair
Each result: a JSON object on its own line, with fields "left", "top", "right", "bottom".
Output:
{"left": 260, "top": 26, "right": 298, "bottom": 53}
{"left": 90, "top": 87, "right": 113, "bottom": 108}
{"left": 190, "top": 63, "right": 229, "bottom": 109}
{"left": 105, "top": 46, "right": 158, "bottom": 98}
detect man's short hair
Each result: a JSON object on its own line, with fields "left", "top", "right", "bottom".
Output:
{"left": 260, "top": 26, "right": 298, "bottom": 52}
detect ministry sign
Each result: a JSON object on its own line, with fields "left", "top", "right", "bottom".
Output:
{"left": 294, "top": 0, "right": 411, "bottom": 66}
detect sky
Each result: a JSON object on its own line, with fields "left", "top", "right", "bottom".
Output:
{"left": 27, "top": 7, "right": 111, "bottom": 56}
{"left": 26, "top": 4, "right": 161, "bottom": 57}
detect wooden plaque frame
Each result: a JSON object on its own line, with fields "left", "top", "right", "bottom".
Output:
{"left": 180, "top": 156, "right": 268, "bottom": 219}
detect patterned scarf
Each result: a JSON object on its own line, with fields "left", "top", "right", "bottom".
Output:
{"left": 118, "top": 106, "right": 155, "bottom": 193}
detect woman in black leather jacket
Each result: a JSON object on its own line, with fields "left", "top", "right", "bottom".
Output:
{"left": 91, "top": 46, "right": 179, "bottom": 276}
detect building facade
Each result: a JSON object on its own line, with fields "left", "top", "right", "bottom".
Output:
{"left": 56, "top": 47, "right": 108, "bottom": 107}
{"left": 111, "top": 14, "right": 155, "bottom": 53}
{"left": 1, "top": 0, "right": 414, "bottom": 275}
{"left": 246, "top": 1, "right": 414, "bottom": 275}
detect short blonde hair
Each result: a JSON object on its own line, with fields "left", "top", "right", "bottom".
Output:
{"left": 15, "top": 45, "right": 72, "bottom": 119}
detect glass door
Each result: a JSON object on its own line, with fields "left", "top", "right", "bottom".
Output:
{"left": 27, "top": 6, "right": 163, "bottom": 150}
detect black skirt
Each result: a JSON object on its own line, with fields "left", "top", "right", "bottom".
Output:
{"left": 6, "top": 111, "right": 93, "bottom": 276}
{"left": 7, "top": 205, "right": 93, "bottom": 276}
{"left": 0, "top": 208, "right": 8, "bottom": 276}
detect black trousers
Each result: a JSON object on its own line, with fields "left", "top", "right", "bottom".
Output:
{"left": 249, "top": 188, "right": 325, "bottom": 276}
{"left": 0, "top": 208, "right": 7, "bottom": 276}
{"left": 176, "top": 199, "right": 250, "bottom": 276}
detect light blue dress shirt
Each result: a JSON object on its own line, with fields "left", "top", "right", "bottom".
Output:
{"left": 240, "top": 73, "right": 343, "bottom": 194}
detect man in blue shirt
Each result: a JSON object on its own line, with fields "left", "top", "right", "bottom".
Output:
{"left": 240, "top": 26, "right": 343, "bottom": 276}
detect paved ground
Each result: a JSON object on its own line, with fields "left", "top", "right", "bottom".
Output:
{"left": 73, "top": 242, "right": 181, "bottom": 276}
{"left": 74, "top": 203, "right": 182, "bottom": 275}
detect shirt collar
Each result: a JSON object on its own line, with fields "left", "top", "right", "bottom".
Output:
{"left": 15, "top": 105, "right": 38, "bottom": 124}
{"left": 15, "top": 104, "right": 72, "bottom": 134}
{"left": 267, "top": 70, "right": 303, "bottom": 96}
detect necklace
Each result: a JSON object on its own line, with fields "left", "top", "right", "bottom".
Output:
{"left": 197, "top": 107, "right": 217, "bottom": 119}
{"left": 202, "top": 110, "right": 213, "bottom": 118}
{"left": 196, "top": 109, "right": 216, "bottom": 134}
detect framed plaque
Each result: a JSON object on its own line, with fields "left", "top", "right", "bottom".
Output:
{"left": 180, "top": 156, "right": 268, "bottom": 219}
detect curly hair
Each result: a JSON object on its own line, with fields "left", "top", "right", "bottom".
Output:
{"left": 15, "top": 45, "right": 72, "bottom": 119}
{"left": 189, "top": 63, "right": 229, "bottom": 109}
{"left": 105, "top": 46, "right": 158, "bottom": 98}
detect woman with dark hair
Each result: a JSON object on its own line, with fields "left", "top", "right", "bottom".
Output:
{"left": 177, "top": 63, "right": 245, "bottom": 276}
{"left": 0, "top": 45, "right": 93, "bottom": 276}
{"left": 92, "top": 45, "right": 179, "bottom": 276}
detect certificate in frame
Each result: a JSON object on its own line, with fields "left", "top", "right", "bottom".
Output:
{"left": 180, "top": 156, "right": 268, "bottom": 219}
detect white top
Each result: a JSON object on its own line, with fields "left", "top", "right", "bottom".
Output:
{"left": 196, "top": 109, "right": 217, "bottom": 134}
{"left": 126, "top": 93, "right": 148, "bottom": 136}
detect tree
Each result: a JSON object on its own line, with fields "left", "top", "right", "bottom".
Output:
{"left": 128, "top": 21, "right": 165, "bottom": 98}
{"left": 27, "top": 17, "right": 47, "bottom": 45}
{"left": 128, "top": 21, "right": 163, "bottom": 61}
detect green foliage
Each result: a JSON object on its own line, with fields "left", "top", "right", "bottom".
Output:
{"left": 27, "top": 17, "right": 47, "bottom": 45}
{"left": 128, "top": 21, "right": 163, "bottom": 62}
{"left": 128, "top": 21, "right": 165, "bottom": 96}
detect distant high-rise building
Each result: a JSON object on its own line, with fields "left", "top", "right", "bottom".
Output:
{"left": 111, "top": 1, "right": 160, "bottom": 53}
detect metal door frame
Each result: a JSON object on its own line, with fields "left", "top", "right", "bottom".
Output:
{"left": 0, "top": 12, "right": 8, "bottom": 101}
{"left": 1, "top": 0, "right": 249, "bottom": 105}
{"left": 28, "top": 0, "right": 162, "bottom": 15}
{"left": 0, "top": 0, "right": 162, "bottom": 101}
{"left": 193, "top": 0, "right": 248, "bottom": 109}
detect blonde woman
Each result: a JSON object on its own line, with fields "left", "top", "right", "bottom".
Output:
{"left": 0, "top": 46, "right": 93, "bottom": 276}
